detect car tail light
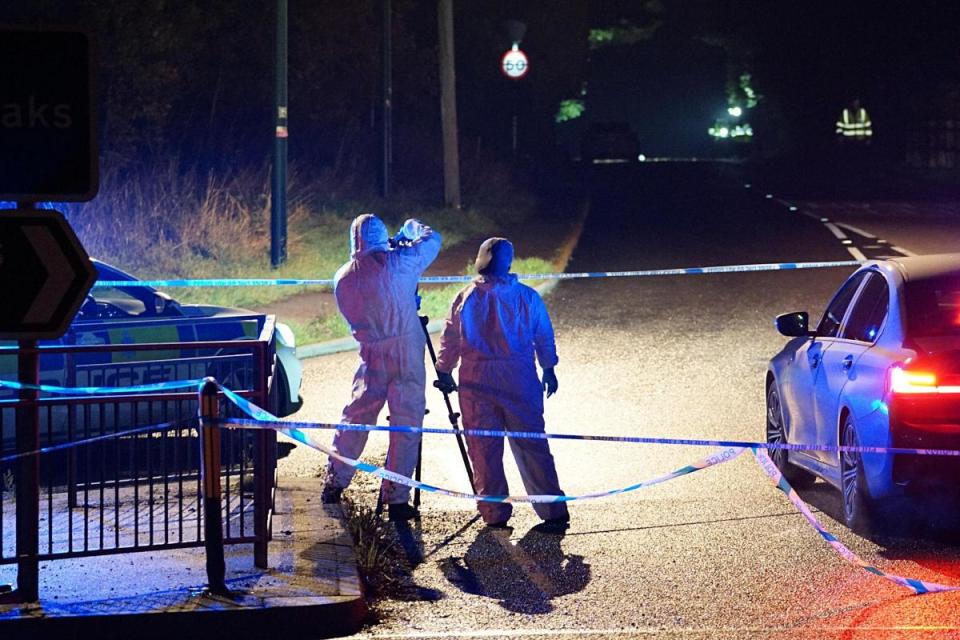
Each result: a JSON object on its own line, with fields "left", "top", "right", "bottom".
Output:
{"left": 890, "top": 366, "right": 960, "bottom": 394}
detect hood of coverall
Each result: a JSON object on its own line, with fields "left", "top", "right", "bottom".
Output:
{"left": 349, "top": 214, "right": 389, "bottom": 257}
{"left": 475, "top": 237, "right": 514, "bottom": 277}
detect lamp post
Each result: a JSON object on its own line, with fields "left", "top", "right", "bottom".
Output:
{"left": 270, "top": 0, "right": 288, "bottom": 268}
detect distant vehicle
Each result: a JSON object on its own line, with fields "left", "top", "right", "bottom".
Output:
{"left": 765, "top": 255, "right": 960, "bottom": 532}
{"left": 580, "top": 122, "right": 641, "bottom": 164}
{"left": 2, "top": 259, "right": 303, "bottom": 418}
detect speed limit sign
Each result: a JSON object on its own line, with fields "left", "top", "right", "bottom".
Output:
{"left": 501, "top": 45, "right": 529, "bottom": 80}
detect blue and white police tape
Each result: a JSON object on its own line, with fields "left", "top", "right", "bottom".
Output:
{"left": 0, "top": 419, "right": 198, "bottom": 464}
{"left": 217, "top": 384, "right": 745, "bottom": 503}
{"left": 93, "top": 259, "right": 861, "bottom": 289}
{"left": 753, "top": 447, "right": 959, "bottom": 595}
{"left": 0, "top": 378, "right": 206, "bottom": 395}
{"left": 5, "top": 376, "right": 959, "bottom": 459}
{"left": 2, "top": 377, "right": 956, "bottom": 594}
{"left": 223, "top": 390, "right": 959, "bottom": 595}
{"left": 219, "top": 416, "right": 960, "bottom": 458}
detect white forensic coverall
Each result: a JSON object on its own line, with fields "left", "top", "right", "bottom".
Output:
{"left": 326, "top": 215, "right": 441, "bottom": 504}
{"left": 436, "top": 268, "right": 568, "bottom": 525}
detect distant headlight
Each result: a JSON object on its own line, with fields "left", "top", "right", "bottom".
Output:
{"left": 275, "top": 322, "right": 296, "bottom": 349}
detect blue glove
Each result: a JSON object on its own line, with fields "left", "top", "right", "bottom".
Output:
{"left": 434, "top": 370, "right": 457, "bottom": 394}
{"left": 541, "top": 368, "right": 558, "bottom": 398}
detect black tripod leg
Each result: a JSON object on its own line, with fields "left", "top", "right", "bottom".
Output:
{"left": 414, "top": 439, "right": 422, "bottom": 508}
{"left": 420, "top": 316, "right": 477, "bottom": 494}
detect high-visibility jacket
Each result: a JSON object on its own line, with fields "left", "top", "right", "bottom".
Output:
{"left": 836, "top": 107, "right": 873, "bottom": 138}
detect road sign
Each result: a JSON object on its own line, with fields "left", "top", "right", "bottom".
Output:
{"left": 501, "top": 45, "right": 529, "bottom": 80}
{"left": 0, "top": 210, "right": 97, "bottom": 340}
{"left": 0, "top": 29, "right": 98, "bottom": 202}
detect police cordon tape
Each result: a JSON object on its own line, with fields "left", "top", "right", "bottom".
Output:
{"left": 0, "top": 419, "right": 197, "bottom": 464}
{"left": 2, "top": 378, "right": 960, "bottom": 459}
{"left": 752, "top": 447, "right": 957, "bottom": 595}
{"left": 1, "top": 377, "right": 958, "bottom": 595}
{"left": 220, "top": 417, "right": 960, "bottom": 458}
{"left": 92, "top": 259, "right": 862, "bottom": 289}
{"left": 220, "top": 387, "right": 960, "bottom": 595}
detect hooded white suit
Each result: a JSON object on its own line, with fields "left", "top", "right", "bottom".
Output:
{"left": 436, "top": 238, "right": 568, "bottom": 525}
{"left": 326, "top": 214, "right": 441, "bottom": 504}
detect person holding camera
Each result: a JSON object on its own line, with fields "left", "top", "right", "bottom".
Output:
{"left": 322, "top": 214, "right": 441, "bottom": 521}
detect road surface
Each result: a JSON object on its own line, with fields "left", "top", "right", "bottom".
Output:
{"left": 283, "top": 163, "right": 960, "bottom": 639}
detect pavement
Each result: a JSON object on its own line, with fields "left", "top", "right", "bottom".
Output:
{"left": 0, "top": 478, "right": 366, "bottom": 639}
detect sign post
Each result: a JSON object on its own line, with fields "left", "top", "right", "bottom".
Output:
{"left": 0, "top": 208, "right": 96, "bottom": 603}
{"left": 0, "top": 28, "right": 98, "bottom": 603}
{"left": 500, "top": 43, "right": 529, "bottom": 157}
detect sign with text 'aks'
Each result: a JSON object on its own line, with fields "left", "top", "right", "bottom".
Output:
{"left": 0, "top": 29, "right": 98, "bottom": 202}
{"left": 0, "top": 210, "right": 97, "bottom": 340}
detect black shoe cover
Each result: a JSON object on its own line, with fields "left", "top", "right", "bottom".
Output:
{"left": 387, "top": 502, "right": 420, "bottom": 521}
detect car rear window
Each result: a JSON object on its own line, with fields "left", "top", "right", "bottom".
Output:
{"left": 905, "top": 276, "right": 960, "bottom": 337}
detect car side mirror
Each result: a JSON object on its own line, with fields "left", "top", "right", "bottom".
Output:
{"left": 775, "top": 311, "right": 812, "bottom": 337}
{"left": 152, "top": 291, "right": 177, "bottom": 315}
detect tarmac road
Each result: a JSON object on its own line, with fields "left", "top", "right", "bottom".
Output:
{"left": 284, "top": 163, "right": 960, "bottom": 639}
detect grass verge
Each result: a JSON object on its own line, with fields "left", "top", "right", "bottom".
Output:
{"left": 66, "top": 158, "right": 543, "bottom": 335}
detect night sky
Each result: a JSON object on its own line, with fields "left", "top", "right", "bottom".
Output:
{"left": 4, "top": 1, "right": 960, "bottom": 177}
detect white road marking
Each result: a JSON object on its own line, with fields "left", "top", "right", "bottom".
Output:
{"left": 823, "top": 222, "right": 848, "bottom": 240}
{"left": 891, "top": 245, "right": 918, "bottom": 257}
{"left": 834, "top": 222, "right": 876, "bottom": 239}
{"left": 769, "top": 193, "right": 923, "bottom": 264}
{"left": 846, "top": 246, "right": 868, "bottom": 262}
{"left": 353, "top": 626, "right": 960, "bottom": 638}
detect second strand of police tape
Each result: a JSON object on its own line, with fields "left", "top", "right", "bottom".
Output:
{"left": 1, "top": 378, "right": 956, "bottom": 596}
{"left": 92, "top": 259, "right": 862, "bottom": 289}
{"left": 217, "top": 386, "right": 960, "bottom": 597}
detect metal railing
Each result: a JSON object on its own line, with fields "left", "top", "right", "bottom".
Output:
{"left": 0, "top": 318, "right": 279, "bottom": 600}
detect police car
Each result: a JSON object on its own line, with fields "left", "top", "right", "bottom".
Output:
{"left": 2, "top": 259, "right": 303, "bottom": 416}
{"left": 766, "top": 254, "right": 960, "bottom": 532}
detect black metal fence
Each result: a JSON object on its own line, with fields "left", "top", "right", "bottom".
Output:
{"left": 0, "top": 320, "right": 279, "bottom": 596}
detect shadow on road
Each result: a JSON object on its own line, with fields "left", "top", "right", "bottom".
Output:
{"left": 388, "top": 519, "right": 445, "bottom": 602}
{"left": 440, "top": 524, "right": 591, "bottom": 614}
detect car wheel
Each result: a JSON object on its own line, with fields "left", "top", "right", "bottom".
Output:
{"left": 840, "top": 414, "right": 874, "bottom": 533}
{"left": 271, "top": 360, "right": 291, "bottom": 417}
{"left": 766, "top": 381, "right": 816, "bottom": 488}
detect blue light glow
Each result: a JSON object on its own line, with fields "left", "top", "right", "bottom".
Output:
{"left": 870, "top": 399, "right": 889, "bottom": 415}
{"left": 0, "top": 201, "right": 62, "bottom": 210}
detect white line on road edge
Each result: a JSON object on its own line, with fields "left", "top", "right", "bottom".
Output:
{"left": 845, "top": 246, "right": 868, "bottom": 262}
{"left": 834, "top": 222, "right": 877, "bottom": 239}
{"left": 823, "top": 222, "right": 849, "bottom": 240}
{"left": 774, "top": 199, "right": 923, "bottom": 260}
{"left": 351, "top": 626, "right": 960, "bottom": 638}
{"left": 892, "top": 245, "right": 919, "bottom": 257}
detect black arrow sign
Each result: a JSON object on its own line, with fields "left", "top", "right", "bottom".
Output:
{"left": 0, "top": 210, "right": 96, "bottom": 340}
